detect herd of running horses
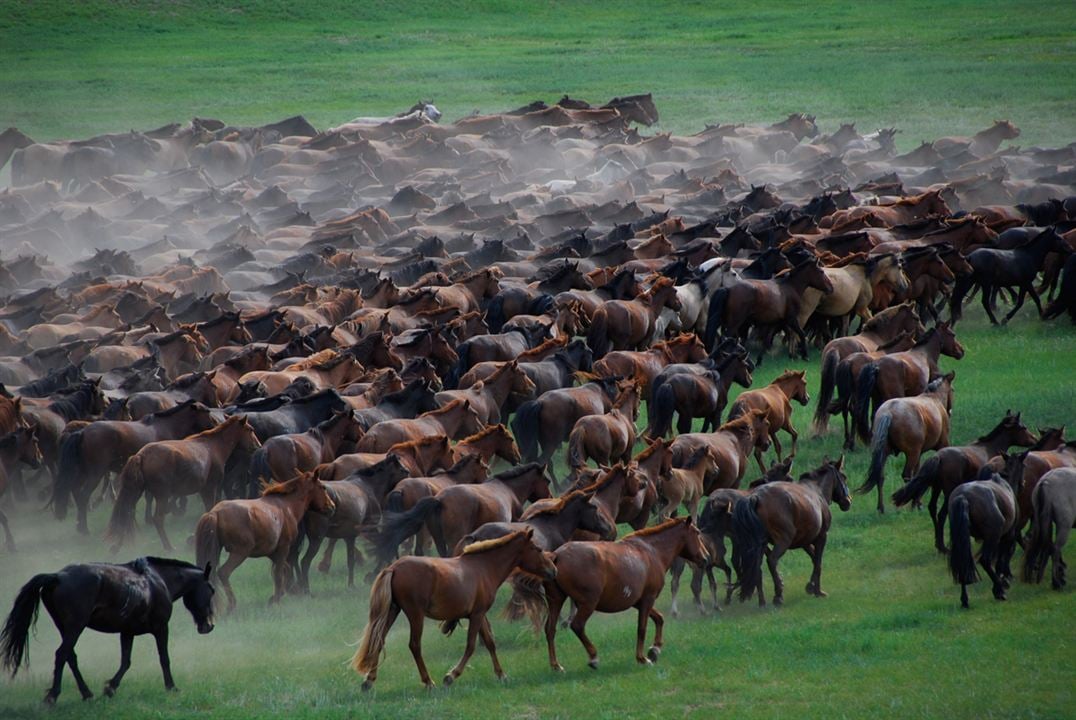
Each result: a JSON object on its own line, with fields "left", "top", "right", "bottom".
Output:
{"left": 0, "top": 94, "right": 1073, "bottom": 702}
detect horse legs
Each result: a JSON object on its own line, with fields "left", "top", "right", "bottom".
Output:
{"left": 929, "top": 487, "right": 947, "bottom": 554}
{"left": 345, "top": 538, "right": 361, "bottom": 588}
{"left": 103, "top": 633, "right": 133, "bottom": 697}
{"left": 0, "top": 508, "right": 14, "bottom": 551}
{"left": 978, "top": 535, "right": 1006, "bottom": 601}
{"left": 569, "top": 602, "right": 600, "bottom": 669}
{"left": 544, "top": 586, "right": 568, "bottom": 672}
{"left": 1002, "top": 286, "right": 1028, "bottom": 324}
{"left": 152, "top": 495, "right": 174, "bottom": 552}
{"left": 980, "top": 284, "right": 1002, "bottom": 325}
{"left": 754, "top": 447, "right": 767, "bottom": 476}
{"left": 634, "top": 599, "right": 654, "bottom": 664}
{"left": 668, "top": 557, "right": 684, "bottom": 617}
{"left": 46, "top": 627, "right": 92, "bottom": 703}
{"left": 770, "top": 431, "right": 784, "bottom": 463}
{"left": 646, "top": 604, "right": 665, "bottom": 662}
{"left": 360, "top": 603, "right": 399, "bottom": 690}
{"left": 299, "top": 531, "right": 326, "bottom": 594}
{"left": 766, "top": 544, "right": 788, "bottom": 606}
{"left": 268, "top": 551, "right": 291, "bottom": 605}
{"left": 1051, "top": 524, "right": 1070, "bottom": 590}
{"left": 216, "top": 551, "right": 246, "bottom": 613}
{"left": 153, "top": 627, "right": 176, "bottom": 690}
{"left": 444, "top": 612, "right": 483, "bottom": 685}
{"left": 404, "top": 608, "right": 434, "bottom": 689}
{"left": 677, "top": 413, "right": 693, "bottom": 436}
{"left": 477, "top": 616, "right": 506, "bottom": 680}
{"left": 317, "top": 537, "right": 337, "bottom": 573}
{"left": 806, "top": 534, "right": 828, "bottom": 597}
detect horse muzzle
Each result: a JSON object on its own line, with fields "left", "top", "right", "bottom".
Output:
{"left": 198, "top": 621, "right": 215, "bottom": 634}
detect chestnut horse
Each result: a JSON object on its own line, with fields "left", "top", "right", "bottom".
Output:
{"left": 591, "top": 333, "right": 706, "bottom": 396}
{"left": 731, "top": 456, "right": 851, "bottom": 606}
{"left": 586, "top": 276, "right": 681, "bottom": 358}
{"left": 455, "top": 489, "right": 617, "bottom": 554}
{"left": 859, "top": 373, "right": 955, "bottom": 514}
{"left": 669, "top": 409, "right": 772, "bottom": 494}
{"left": 356, "top": 398, "right": 482, "bottom": 452}
{"left": 194, "top": 472, "right": 335, "bottom": 611}
{"left": 566, "top": 380, "right": 641, "bottom": 473}
{"left": 352, "top": 527, "right": 556, "bottom": 690}
{"left": 452, "top": 424, "right": 521, "bottom": 467}
{"left": 727, "top": 369, "right": 810, "bottom": 473}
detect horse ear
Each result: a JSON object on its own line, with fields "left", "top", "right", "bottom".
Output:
{"left": 835, "top": 454, "right": 845, "bottom": 470}
{"left": 203, "top": 563, "right": 212, "bottom": 579}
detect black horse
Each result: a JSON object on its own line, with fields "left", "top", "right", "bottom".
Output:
{"left": 1, "top": 557, "right": 214, "bottom": 704}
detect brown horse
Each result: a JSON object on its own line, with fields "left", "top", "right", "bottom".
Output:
{"left": 947, "top": 468, "right": 1018, "bottom": 608}
{"left": 513, "top": 517, "right": 708, "bottom": 671}
{"left": 566, "top": 380, "right": 641, "bottom": 473}
{"left": 194, "top": 472, "right": 335, "bottom": 611}
{"left": 452, "top": 424, "right": 521, "bottom": 467}
{"left": 646, "top": 351, "right": 754, "bottom": 438}
{"left": 591, "top": 333, "right": 706, "bottom": 396}
{"left": 821, "top": 189, "right": 951, "bottom": 230}
{"left": 727, "top": 370, "right": 809, "bottom": 473}
{"left": 798, "top": 253, "right": 909, "bottom": 335}
{"left": 859, "top": 373, "right": 955, "bottom": 513}
{"left": 813, "top": 301, "right": 924, "bottom": 433}
{"left": 669, "top": 409, "right": 772, "bottom": 494}
{"left": 854, "top": 322, "right": 964, "bottom": 444}
{"left": 657, "top": 445, "right": 715, "bottom": 521}
{"left": 0, "top": 426, "right": 44, "bottom": 551}
{"left": 53, "top": 400, "right": 217, "bottom": 534}
{"left": 351, "top": 527, "right": 556, "bottom": 690}
{"left": 587, "top": 276, "right": 681, "bottom": 358}
{"left": 731, "top": 456, "right": 851, "bottom": 605}
{"left": 356, "top": 398, "right": 482, "bottom": 453}
{"left": 106, "top": 416, "right": 263, "bottom": 551}
{"left": 434, "top": 360, "right": 535, "bottom": 425}
{"left": 1005, "top": 436, "right": 1076, "bottom": 538}
{"left": 376, "top": 462, "right": 552, "bottom": 561}
{"left": 891, "top": 411, "right": 1038, "bottom": 551}
{"left": 248, "top": 410, "right": 363, "bottom": 484}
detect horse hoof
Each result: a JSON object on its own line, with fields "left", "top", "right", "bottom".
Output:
{"left": 443, "top": 674, "right": 454, "bottom": 687}
{"left": 103, "top": 684, "right": 116, "bottom": 698}
{"left": 647, "top": 646, "right": 661, "bottom": 663}
{"left": 361, "top": 680, "right": 374, "bottom": 692}
{"left": 81, "top": 691, "right": 95, "bottom": 701}
{"left": 43, "top": 694, "right": 57, "bottom": 706}
{"left": 587, "top": 658, "right": 600, "bottom": 670}
{"left": 496, "top": 672, "right": 509, "bottom": 683}
{"left": 552, "top": 663, "right": 565, "bottom": 673}
{"left": 773, "top": 597, "right": 783, "bottom": 607}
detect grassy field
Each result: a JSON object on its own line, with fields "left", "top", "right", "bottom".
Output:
{"left": 0, "top": 1, "right": 1074, "bottom": 145}
{"left": 1, "top": 0, "right": 1075, "bottom": 717}
{"left": 1, "top": 310, "right": 1074, "bottom": 720}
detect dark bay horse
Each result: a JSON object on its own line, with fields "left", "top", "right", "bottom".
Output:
{"left": 948, "top": 468, "right": 1019, "bottom": 608}
{"left": 454, "top": 489, "right": 616, "bottom": 554}
{"left": 586, "top": 276, "right": 682, "bottom": 358}
{"left": 351, "top": 528, "right": 556, "bottom": 690}
{"left": 647, "top": 351, "right": 754, "bottom": 438}
{"left": 1, "top": 557, "right": 214, "bottom": 704}
{"left": 731, "top": 456, "right": 851, "bottom": 605}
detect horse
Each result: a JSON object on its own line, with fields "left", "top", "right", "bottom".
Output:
{"left": 891, "top": 411, "right": 1038, "bottom": 552}
{"left": 247, "top": 409, "right": 362, "bottom": 486}
{"left": 812, "top": 302, "right": 924, "bottom": 434}
{"left": 352, "top": 378, "right": 440, "bottom": 432}
{"left": 0, "top": 425, "right": 44, "bottom": 550}
{"left": 452, "top": 424, "right": 521, "bottom": 467}
{"left": 445, "top": 324, "right": 549, "bottom": 388}
{"left": 591, "top": 333, "right": 706, "bottom": 395}
{"left": 566, "top": 380, "right": 641, "bottom": 473}
{"left": 352, "top": 527, "right": 556, "bottom": 690}
{"left": 853, "top": 322, "right": 964, "bottom": 444}
{"left": 194, "top": 472, "right": 335, "bottom": 611}
{"left": 1023, "top": 467, "right": 1076, "bottom": 590}
{"left": 435, "top": 360, "right": 535, "bottom": 425}
{"left": 727, "top": 369, "right": 809, "bottom": 473}
{"left": 859, "top": 373, "right": 955, "bottom": 514}
{"left": 669, "top": 409, "right": 772, "bottom": 494}
{"left": 356, "top": 398, "right": 482, "bottom": 453}
{"left": 646, "top": 350, "right": 754, "bottom": 439}
{"left": 232, "top": 388, "right": 347, "bottom": 441}
{"left": 731, "top": 456, "right": 851, "bottom": 606}
{"left": 586, "top": 276, "right": 681, "bottom": 358}
{"left": 947, "top": 468, "right": 1019, "bottom": 608}
{"left": 126, "top": 370, "right": 221, "bottom": 419}
{"left": 656, "top": 445, "right": 715, "bottom": 522}
{"left": 0, "top": 557, "right": 214, "bottom": 704}
{"left": 797, "top": 253, "right": 909, "bottom": 337}
{"left": 511, "top": 517, "right": 708, "bottom": 671}
{"left": 106, "top": 416, "right": 263, "bottom": 551}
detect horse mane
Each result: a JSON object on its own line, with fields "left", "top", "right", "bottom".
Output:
{"left": 458, "top": 424, "right": 504, "bottom": 445}
{"left": 893, "top": 189, "right": 940, "bottom": 206}
{"left": 461, "top": 528, "right": 527, "bottom": 555}
{"left": 827, "top": 252, "right": 869, "bottom": 268}
{"left": 520, "top": 490, "right": 586, "bottom": 520}
{"left": 389, "top": 434, "right": 448, "bottom": 452}
{"left": 634, "top": 439, "right": 666, "bottom": 463}
{"left": 288, "top": 349, "right": 338, "bottom": 370}
{"left": 624, "top": 516, "right": 685, "bottom": 539}
{"left": 225, "top": 346, "right": 268, "bottom": 368}
{"left": 311, "top": 352, "right": 357, "bottom": 371}
{"left": 150, "top": 399, "right": 198, "bottom": 418}
{"left": 393, "top": 328, "right": 432, "bottom": 348}
{"left": 718, "top": 411, "right": 760, "bottom": 434}
{"left": 771, "top": 369, "right": 805, "bottom": 384}
{"left": 171, "top": 372, "right": 207, "bottom": 389}
{"left": 976, "top": 415, "right": 1021, "bottom": 443}
{"left": 185, "top": 415, "right": 242, "bottom": 440}
{"left": 452, "top": 266, "right": 498, "bottom": 284}
{"left": 198, "top": 311, "right": 238, "bottom": 329}
{"left": 578, "top": 465, "right": 626, "bottom": 493}
{"left": 422, "top": 398, "right": 466, "bottom": 416}
{"left": 493, "top": 462, "right": 543, "bottom": 482}
{"left": 142, "top": 556, "right": 200, "bottom": 570}
{"left": 260, "top": 475, "right": 309, "bottom": 496}
{"left": 519, "top": 335, "right": 567, "bottom": 359}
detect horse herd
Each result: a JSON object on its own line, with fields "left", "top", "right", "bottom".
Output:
{"left": 0, "top": 93, "right": 1073, "bottom": 702}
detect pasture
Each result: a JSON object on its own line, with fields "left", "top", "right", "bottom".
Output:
{"left": 1, "top": 1, "right": 1075, "bottom": 719}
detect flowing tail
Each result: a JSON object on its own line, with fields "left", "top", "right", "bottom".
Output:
{"left": 892, "top": 454, "right": 940, "bottom": 507}
{"left": 511, "top": 400, "right": 542, "bottom": 462}
{"left": 730, "top": 496, "right": 767, "bottom": 602}
{"left": 647, "top": 382, "right": 676, "bottom": 439}
{"left": 566, "top": 426, "right": 588, "bottom": 471}
{"left": 586, "top": 307, "right": 610, "bottom": 359}
{"left": 1, "top": 573, "right": 58, "bottom": 675}
{"left": 248, "top": 448, "right": 273, "bottom": 492}
{"left": 195, "top": 512, "right": 222, "bottom": 584}
{"left": 704, "top": 288, "right": 730, "bottom": 350}
{"left": 812, "top": 348, "right": 839, "bottom": 433}
{"left": 853, "top": 362, "right": 879, "bottom": 444}
{"left": 947, "top": 495, "right": 979, "bottom": 586}
{"left": 105, "top": 454, "right": 146, "bottom": 550}
{"left": 351, "top": 568, "right": 397, "bottom": 677}
{"left": 1022, "top": 481, "right": 1054, "bottom": 584}
{"left": 505, "top": 571, "right": 549, "bottom": 631}
{"left": 858, "top": 413, "right": 892, "bottom": 497}
{"left": 51, "top": 430, "right": 84, "bottom": 520}
{"left": 374, "top": 496, "right": 443, "bottom": 564}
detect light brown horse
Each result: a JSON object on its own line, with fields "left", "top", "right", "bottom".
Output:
{"left": 731, "top": 456, "right": 851, "bottom": 606}
{"left": 235, "top": 351, "right": 365, "bottom": 399}
{"left": 1023, "top": 467, "right": 1076, "bottom": 590}
{"left": 434, "top": 360, "right": 535, "bottom": 425}
{"left": 859, "top": 373, "right": 955, "bottom": 513}
{"left": 513, "top": 517, "right": 708, "bottom": 671}
{"left": 657, "top": 445, "right": 715, "bottom": 521}
{"left": 727, "top": 370, "right": 810, "bottom": 473}
{"left": 798, "top": 254, "right": 909, "bottom": 334}
{"left": 591, "top": 333, "right": 707, "bottom": 396}
{"left": 821, "top": 189, "right": 951, "bottom": 230}
{"left": 351, "top": 527, "right": 556, "bottom": 690}
{"left": 669, "top": 409, "right": 772, "bottom": 494}
{"left": 586, "top": 276, "right": 681, "bottom": 358}
{"left": 194, "top": 472, "right": 335, "bottom": 611}
{"left": 247, "top": 409, "right": 363, "bottom": 484}
{"left": 452, "top": 424, "right": 521, "bottom": 467}
{"left": 356, "top": 399, "right": 482, "bottom": 453}
{"left": 566, "top": 380, "right": 641, "bottom": 473}
{"left": 107, "top": 415, "right": 263, "bottom": 551}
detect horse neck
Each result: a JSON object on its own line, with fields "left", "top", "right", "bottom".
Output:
{"left": 771, "top": 375, "right": 801, "bottom": 399}
{"left": 914, "top": 332, "right": 944, "bottom": 368}
{"left": 498, "top": 472, "right": 541, "bottom": 506}
{"left": 266, "top": 483, "right": 320, "bottom": 519}
{"left": 1022, "top": 234, "right": 1057, "bottom": 264}
{"left": 977, "top": 428, "right": 1023, "bottom": 456}
{"left": 429, "top": 405, "right": 468, "bottom": 436}
{"left": 726, "top": 424, "right": 758, "bottom": 458}
{"left": 198, "top": 420, "right": 246, "bottom": 459}
{"left": 482, "top": 368, "right": 516, "bottom": 404}
{"left": 801, "top": 471, "right": 836, "bottom": 503}
{"left": 151, "top": 563, "right": 196, "bottom": 601}
{"left": 459, "top": 537, "right": 528, "bottom": 583}
{"left": 626, "top": 527, "right": 685, "bottom": 570}
{"left": 456, "top": 434, "right": 496, "bottom": 462}
{"left": 593, "top": 475, "right": 627, "bottom": 516}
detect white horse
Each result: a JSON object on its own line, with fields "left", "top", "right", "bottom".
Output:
{"left": 337, "top": 102, "right": 442, "bottom": 129}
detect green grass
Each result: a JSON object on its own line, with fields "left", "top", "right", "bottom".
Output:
{"left": 1, "top": 1, "right": 1075, "bottom": 717}
{"left": 0, "top": 1, "right": 1074, "bottom": 146}
{"left": 1, "top": 310, "right": 1074, "bottom": 720}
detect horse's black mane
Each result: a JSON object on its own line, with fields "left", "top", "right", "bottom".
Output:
{"left": 494, "top": 461, "right": 544, "bottom": 481}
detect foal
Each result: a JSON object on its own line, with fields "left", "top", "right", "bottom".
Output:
{"left": 727, "top": 369, "right": 809, "bottom": 473}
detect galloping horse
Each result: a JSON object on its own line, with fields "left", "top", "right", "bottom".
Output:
{"left": 586, "top": 276, "right": 681, "bottom": 358}
{"left": 727, "top": 369, "right": 809, "bottom": 472}
{"left": 566, "top": 380, "right": 641, "bottom": 473}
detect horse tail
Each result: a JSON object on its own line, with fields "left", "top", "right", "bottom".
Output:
{"left": 374, "top": 496, "right": 442, "bottom": 564}
{"left": 1, "top": 573, "right": 58, "bottom": 676}
{"left": 648, "top": 383, "right": 676, "bottom": 439}
{"left": 50, "top": 430, "right": 84, "bottom": 520}
{"left": 586, "top": 307, "right": 610, "bottom": 359}
{"left": 812, "top": 348, "right": 839, "bottom": 434}
{"left": 485, "top": 294, "right": 507, "bottom": 333}
{"left": 566, "top": 425, "right": 587, "bottom": 470}
{"left": 853, "top": 361, "right": 879, "bottom": 444}
{"left": 704, "top": 288, "right": 730, "bottom": 350}
{"left": 384, "top": 489, "right": 405, "bottom": 514}
{"left": 105, "top": 455, "right": 146, "bottom": 549}
{"left": 857, "top": 413, "right": 892, "bottom": 496}
{"left": 194, "top": 512, "right": 222, "bottom": 583}
{"left": 444, "top": 341, "right": 470, "bottom": 390}
{"left": 351, "top": 568, "right": 396, "bottom": 676}
{"left": 248, "top": 448, "right": 273, "bottom": 488}
{"left": 730, "top": 496, "right": 767, "bottom": 602}
{"left": 505, "top": 571, "right": 548, "bottom": 631}
{"left": 892, "top": 453, "right": 939, "bottom": 507}
{"left": 511, "top": 400, "right": 542, "bottom": 462}
{"left": 1022, "top": 481, "right": 1053, "bottom": 584}
{"left": 948, "top": 494, "right": 979, "bottom": 587}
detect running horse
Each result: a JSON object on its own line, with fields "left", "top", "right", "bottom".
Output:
{"left": 947, "top": 467, "right": 1019, "bottom": 608}
{"left": 586, "top": 276, "right": 681, "bottom": 358}
{"left": 727, "top": 369, "right": 810, "bottom": 473}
